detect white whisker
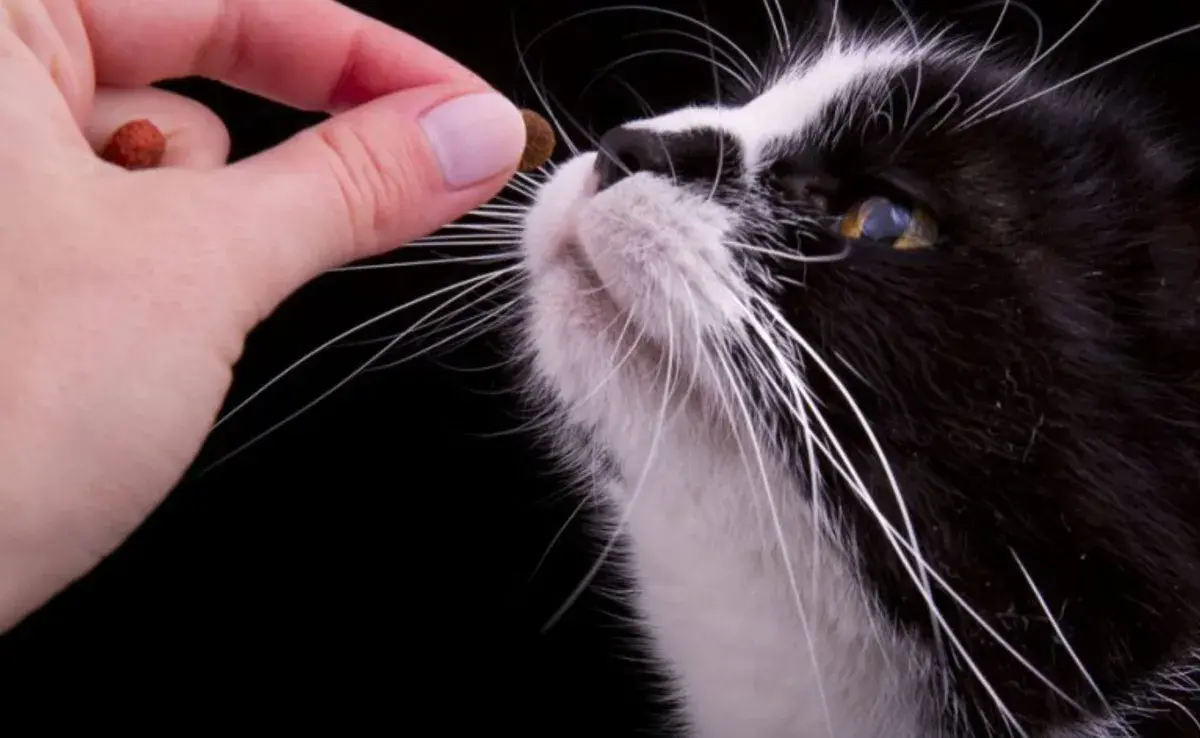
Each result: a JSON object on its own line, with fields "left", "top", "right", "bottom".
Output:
{"left": 727, "top": 239, "right": 851, "bottom": 264}
{"left": 528, "top": 493, "right": 592, "bottom": 582}
{"left": 582, "top": 48, "right": 754, "bottom": 97}
{"left": 621, "top": 27, "right": 758, "bottom": 86}
{"left": 958, "top": 20, "right": 1200, "bottom": 130}
{"left": 1011, "top": 549, "right": 1111, "bottom": 713}
{"left": 368, "top": 293, "right": 524, "bottom": 373}
{"left": 541, "top": 284, "right": 680, "bottom": 633}
{"left": 900, "top": 0, "right": 1010, "bottom": 143}
{"left": 519, "top": 4, "right": 761, "bottom": 83}
{"left": 329, "top": 252, "right": 519, "bottom": 272}
{"left": 513, "top": 18, "right": 581, "bottom": 158}
{"left": 710, "top": 331, "right": 837, "bottom": 738}
{"left": 348, "top": 275, "right": 521, "bottom": 350}
{"left": 957, "top": 0, "right": 1102, "bottom": 124}
{"left": 207, "top": 266, "right": 521, "bottom": 436}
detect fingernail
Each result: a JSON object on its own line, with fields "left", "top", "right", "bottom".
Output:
{"left": 419, "top": 92, "right": 525, "bottom": 190}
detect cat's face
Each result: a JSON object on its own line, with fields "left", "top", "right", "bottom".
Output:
{"left": 519, "top": 7, "right": 1200, "bottom": 736}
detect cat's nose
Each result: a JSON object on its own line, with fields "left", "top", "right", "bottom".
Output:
{"left": 593, "top": 125, "right": 737, "bottom": 192}
{"left": 594, "top": 126, "right": 672, "bottom": 191}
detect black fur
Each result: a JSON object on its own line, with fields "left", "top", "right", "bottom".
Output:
{"left": 607, "top": 7, "right": 1200, "bottom": 736}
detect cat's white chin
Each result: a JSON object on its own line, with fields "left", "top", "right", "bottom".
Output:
{"left": 520, "top": 150, "right": 749, "bottom": 413}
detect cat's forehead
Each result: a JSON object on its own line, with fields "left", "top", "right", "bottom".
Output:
{"left": 623, "top": 38, "right": 925, "bottom": 167}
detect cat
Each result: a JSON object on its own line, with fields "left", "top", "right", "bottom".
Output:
{"left": 508, "top": 1, "right": 1200, "bottom": 736}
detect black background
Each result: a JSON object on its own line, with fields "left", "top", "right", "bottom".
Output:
{"left": 1, "top": 0, "right": 1198, "bottom": 732}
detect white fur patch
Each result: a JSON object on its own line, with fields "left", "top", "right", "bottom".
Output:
{"left": 519, "top": 40, "right": 941, "bottom": 737}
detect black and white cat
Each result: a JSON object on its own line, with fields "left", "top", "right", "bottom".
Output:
{"left": 510, "top": 1, "right": 1200, "bottom": 736}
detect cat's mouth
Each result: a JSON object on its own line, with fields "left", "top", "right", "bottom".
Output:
{"left": 522, "top": 150, "right": 740, "bottom": 392}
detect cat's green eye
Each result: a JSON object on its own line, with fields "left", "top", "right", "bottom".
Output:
{"left": 838, "top": 196, "right": 939, "bottom": 250}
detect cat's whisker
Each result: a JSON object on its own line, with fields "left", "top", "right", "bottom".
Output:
{"left": 580, "top": 47, "right": 755, "bottom": 99}
{"left": 472, "top": 395, "right": 565, "bottom": 440}
{"left": 1011, "top": 549, "right": 1112, "bottom": 715}
{"left": 957, "top": 0, "right": 1103, "bottom": 124}
{"left": 745, "top": 294, "right": 977, "bottom": 697}
{"left": 392, "top": 295, "right": 524, "bottom": 365}
{"left": 602, "top": 75, "right": 682, "bottom": 187}
{"left": 758, "top": 362, "right": 1029, "bottom": 736}
{"left": 415, "top": 227, "right": 522, "bottom": 239}
{"left": 527, "top": 492, "right": 593, "bottom": 583}
{"left": 541, "top": 86, "right": 638, "bottom": 180}
{"left": 568, "top": 311, "right": 647, "bottom": 417}
{"left": 504, "top": 176, "right": 543, "bottom": 200}
{"left": 731, "top": 312, "right": 829, "bottom": 598}
{"left": 826, "top": 0, "right": 842, "bottom": 47}
{"left": 328, "top": 252, "right": 520, "bottom": 273}
{"left": 432, "top": 222, "right": 524, "bottom": 236}
{"left": 925, "top": 92, "right": 962, "bottom": 135}
{"left": 344, "top": 275, "right": 521, "bottom": 349}
{"left": 205, "top": 266, "right": 520, "bottom": 437}
{"left": 756, "top": 317, "right": 1082, "bottom": 728}
{"left": 513, "top": 40, "right": 580, "bottom": 158}
{"left": 895, "top": 63, "right": 918, "bottom": 136}
{"left": 619, "top": 27, "right": 758, "bottom": 88}
{"left": 672, "top": 283, "right": 709, "bottom": 424}
{"left": 833, "top": 350, "right": 876, "bottom": 393}
{"left": 699, "top": 280, "right": 897, "bottom": 729}
{"left": 514, "top": 168, "right": 550, "bottom": 183}
{"left": 540, "top": 284, "right": 680, "bottom": 634}
{"left": 1160, "top": 695, "right": 1200, "bottom": 732}
{"left": 473, "top": 203, "right": 530, "bottom": 214}
{"left": 702, "top": 6, "right": 729, "bottom": 207}
{"left": 955, "top": 0, "right": 1046, "bottom": 80}
{"left": 518, "top": 3, "right": 761, "bottom": 83}
{"left": 462, "top": 212, "right": 525, "bottom": 224}
{"left": 754, "top": 295, "right": 935, "bottom": 610}
{"left": 709, "top": 321, "right": 839, "bottom": 738}
{"left": 957, "top": 20, "right": 1200, "bottom": 130}
{"left": 610, "top": 72, "right": 662, "bottom": 122}
{"left": 399, "top": 243, "right": 517, "bottom": 254}
{"left": 368, "top": 293, "right": 524, "bottom": 373}
{"left": 900, "top": 0, "right": 1012, "bottom": 145}
{"left": 727, "top": 239, "right": 851, "bottom": 265}
{"left": 756, "top": 0, "right": 787, "bottom": 57}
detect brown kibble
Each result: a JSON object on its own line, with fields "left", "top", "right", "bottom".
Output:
{"left": 518, "top": 108, "right": 555, "bottom": 172}
{"left": 101, "top": 119, "right": 166, "bottom": 170}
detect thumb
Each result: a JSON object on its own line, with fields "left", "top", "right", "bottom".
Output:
{"left": 210, "top": 83, "right": 526, "bottom": 312}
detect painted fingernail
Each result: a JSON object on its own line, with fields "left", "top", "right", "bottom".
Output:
{"left": 418, "top": 92, "right": 525, "bottom": 190}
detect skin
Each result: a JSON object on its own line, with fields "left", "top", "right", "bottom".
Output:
{"left": 0, "top": 0, "right": 525, "bottom": 633}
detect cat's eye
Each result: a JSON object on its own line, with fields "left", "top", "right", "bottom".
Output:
{"left": 838, "top": 196, "right": 939, "bottom": 250}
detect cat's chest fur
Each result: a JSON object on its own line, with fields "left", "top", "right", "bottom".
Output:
{"left": 574, "top": 405, "right": 936, "bottom": 737}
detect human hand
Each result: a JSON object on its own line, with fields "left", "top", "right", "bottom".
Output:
{"left": 0, "top": 0, "right": 527, "bottom": 632}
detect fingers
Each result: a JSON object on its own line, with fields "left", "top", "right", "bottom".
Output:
{"left": 76, "top": 0, "right": 485, "bottom": 112}
{"left": 1, "top": 0, "right": 92, "bottom": 122}
{"left": 205, "top": 83, "right": 526, "bottom": 315}
{"left": 87, "top": 86, "right": 230, "bottom": 169}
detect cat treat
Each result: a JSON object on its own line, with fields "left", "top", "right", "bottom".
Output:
{"left": 518, "top": 108, "right": 555, "bottom": 172}
{"left": 101, "top": 119, "right": 167, "bottom": 170}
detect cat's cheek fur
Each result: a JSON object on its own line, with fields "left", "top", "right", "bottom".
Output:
{"left": 519, "top": 127, "right": 941, "bottom": 737}
{"left": 516, "top": 11, "right": 1200, "bottom": 736}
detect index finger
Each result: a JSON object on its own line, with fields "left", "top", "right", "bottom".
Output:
{"left": 77, "top": 0, "right": 487, "bottom": 112}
